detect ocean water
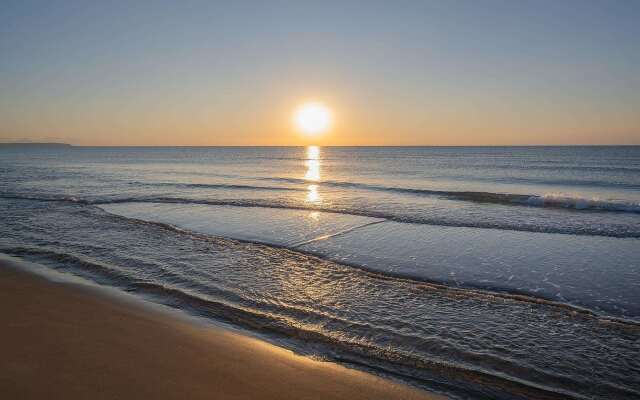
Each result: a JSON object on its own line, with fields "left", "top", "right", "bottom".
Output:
{"left": 1, "top": 145, "right": 639, "bottom": 399}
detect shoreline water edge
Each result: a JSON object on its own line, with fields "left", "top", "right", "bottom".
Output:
{"left": 0, "top": 256, "right": 442, "bottom": 400}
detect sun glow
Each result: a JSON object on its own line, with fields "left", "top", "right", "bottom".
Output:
{"left": 294, "top": 102, "right": 332, "bottom": 135}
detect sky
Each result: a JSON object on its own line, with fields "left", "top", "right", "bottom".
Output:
{"left": 1, "top": 0, "right": 639, "bottom": 146}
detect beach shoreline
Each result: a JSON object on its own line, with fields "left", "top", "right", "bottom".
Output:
{"left": 0, "top": 257, "right": 442, "bottom": 400}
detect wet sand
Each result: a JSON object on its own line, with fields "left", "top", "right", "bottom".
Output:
{"left": 0, "top": 259, "right": 443, "bottom": 400}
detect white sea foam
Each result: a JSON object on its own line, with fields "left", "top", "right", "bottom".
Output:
{"left": 526, "top": 193, "right": 640, "bottom": 212}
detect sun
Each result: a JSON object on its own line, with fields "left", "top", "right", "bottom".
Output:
{"left": 293, "top": 102, "right": 332, "bottom": 135}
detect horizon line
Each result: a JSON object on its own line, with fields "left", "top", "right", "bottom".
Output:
{"left": 2, "top": 143, "right": 639, "bottom": 148}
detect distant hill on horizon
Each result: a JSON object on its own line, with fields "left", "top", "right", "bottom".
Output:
{"left": 0, "top": 142, "right": 73, "bottom": 148}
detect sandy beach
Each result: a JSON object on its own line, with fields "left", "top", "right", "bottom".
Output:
{"left": 0, "top": 259, "right": 441, "bottom": 400}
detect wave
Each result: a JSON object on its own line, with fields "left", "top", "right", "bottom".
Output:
{"left": 129, "top": 181, "right": 305, "bottom": 191}
{"left": 263, "top": 178, "right": 640, "bottom": 213}
{"left": 69, "top": 172, "right": 640, "bottom": 213}
{"left": 231, "top": 176, "right": 640, "bottom": 213}
{"left": 465, "top": 163, "right": 640, "bottom": 173}
{"left": 0, "top": 246, "right": 135, "bottom": 284}
{"left": 5, "top": 172, "right": 639, "bottom": 214}
{"left": 91, "top": 211, "right": 640, "bottom": 326}
{"left": 2, "top": 193, "right": 640, "bottom": 238}
{"left": 10, "top": 220, "right": 639, "bottom": 330}
{"left": 6, "top": 241, "right": 628, "bottom": 327}
{"left": 124, "top": 283, "right": 604, "bottom": 400}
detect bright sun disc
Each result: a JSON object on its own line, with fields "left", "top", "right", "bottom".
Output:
{"left": 294, "top": 102, "right": 332, "bottom": 135}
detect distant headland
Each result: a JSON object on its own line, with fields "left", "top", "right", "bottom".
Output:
{"left": 0, "top": 142, "right": 73, "bottom": 148}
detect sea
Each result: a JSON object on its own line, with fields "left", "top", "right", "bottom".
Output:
{"left": 1, "top": 145, "right": 639, "bottom": 400}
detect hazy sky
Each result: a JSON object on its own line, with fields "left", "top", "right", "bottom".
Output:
{"left": 1, "top": 0, "right": 639, "bottom": 146}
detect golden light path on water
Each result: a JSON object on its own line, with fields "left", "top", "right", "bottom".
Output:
{"left": 304, "top": 146, "right": 321, "bottom": 205}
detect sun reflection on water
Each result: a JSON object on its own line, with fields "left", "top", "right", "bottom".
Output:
{"left": 304, "top": 146, "right": 320, "bottom": 182}
{"left": 307, "top": 184, "right": 320, "bottom": 203}
{"left": 304, "top": 146, "right": 321, "bottom": 203}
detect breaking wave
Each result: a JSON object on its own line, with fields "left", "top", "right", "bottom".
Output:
{"left": 2, "top": 193, "right": 639, "bottom": 238}
{"left": 255, "top": 177, "right": 640, "bottom": 213}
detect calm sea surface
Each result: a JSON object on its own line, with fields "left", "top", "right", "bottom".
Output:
{"left": 1, "top": 146, "right": 639, "bottom": 399}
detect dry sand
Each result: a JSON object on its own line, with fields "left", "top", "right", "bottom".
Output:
{"left": 0, "top": 259, "right": 444, "bottom": 400}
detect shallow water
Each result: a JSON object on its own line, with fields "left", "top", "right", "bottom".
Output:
{"left": 1, "top": 146, "right": 639, "bottom": 399}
